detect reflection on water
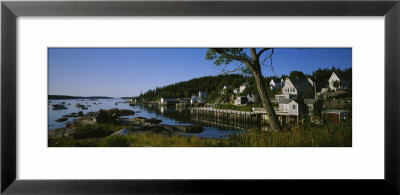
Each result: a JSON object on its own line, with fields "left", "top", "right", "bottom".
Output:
{"left": 48, "top": 98, "right": 246, "bottom": 138}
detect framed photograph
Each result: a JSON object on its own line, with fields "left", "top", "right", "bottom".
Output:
{"left": 2, "top": 0, "right": 399, "bottom": 194}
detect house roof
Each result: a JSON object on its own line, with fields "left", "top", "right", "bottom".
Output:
{"left": 270, "top": 78, "right": 280, "bottom": 83}
{"left": 161, "top": 96, "right": 176, "bottom": 99}
{"left": 240, "top": 82, "right": 250, "bottom": 87}
{"left": 331, "top": 72, "right": 351, "bottom": 80}
{"left": 278, "top": 99, "right": 296, "bottom": 104}
{"left": 304, "top": 99, "right": 319, "bottom": 105}
{"left": 289, "top": 78, "right": 313, "bottom": 90}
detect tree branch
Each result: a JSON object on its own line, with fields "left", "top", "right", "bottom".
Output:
{"left": 213, "top": 48, "right": 252, "bottom": 65}
{"left": 257, "top": 48, "right": 272, "bottom": 59}
{"left": 250, "top": 48, "right": 257, "bottom": 62}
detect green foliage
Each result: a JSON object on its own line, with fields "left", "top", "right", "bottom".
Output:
{"left": 205, "top": 48, "right": 248, "bottom": 66}
{"left": 302, "top": 88, "right": 315, "bottom": 99}
{"left": 205, "top": 48, "right": 271, "bottom": 76}
{"left": 289, "top": 70, "right": 307, "bottom": 80}
{"left": 332, "top": 80, "right": 341, "bottom": 88}
{"left": 104, "top": 136, "right": 130, "bottom": 147}
{"left": 311, "top": 67, "right": 352, "bottom": 90}
{"left": 75, "top": 124, "right": 127, "bottom": 133}
{"left": 138, "top": 74, "right": 247, "bottom": 102}
{"left": 214, "top": 104, "right": 260, "bottom": 112}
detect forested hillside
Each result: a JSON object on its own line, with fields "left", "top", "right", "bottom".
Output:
{"left": 138, "top": 74, "right": 248, "bottom": 101}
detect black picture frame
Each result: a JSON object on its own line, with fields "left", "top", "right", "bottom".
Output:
{"left": 1, "top": 0, "right": 399, "bottom": 194}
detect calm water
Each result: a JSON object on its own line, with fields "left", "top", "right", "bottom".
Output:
{"left": 48, "top": 98, "right": 245, "bottom": 138}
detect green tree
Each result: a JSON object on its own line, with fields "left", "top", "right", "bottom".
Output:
{"left": 332, "top": 80, "right": 341, "bottom": 89}
{"left": 289, "top": 70, "right": 306, "bottom": 80}
{"left": 205, "top": 48, "right": 281, "bottom": 132}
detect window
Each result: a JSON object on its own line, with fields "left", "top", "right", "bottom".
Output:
{"left": 292, "top": 105, "right": 296, "bottom": 109}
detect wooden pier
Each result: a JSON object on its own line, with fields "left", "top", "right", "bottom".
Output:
{"left": 191, "top": 107, "right": 302, "bottom": 131}
{"left": 191, "top": 107, "right": 265, "bottom": 131}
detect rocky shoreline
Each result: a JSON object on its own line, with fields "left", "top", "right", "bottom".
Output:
{"left": 49, "top": 108, "right": 204, "bottom": 140}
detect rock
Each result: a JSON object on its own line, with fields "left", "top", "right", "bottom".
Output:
{"left": 65, "top": 122, "right": 72, "bottom": 129}
{"left": 74, "top": 103, "right": 85, "bottom": 108}
{"left": 111, "top": 128, "right": 131, "bottom": 136}
{"left": 94, "top": 109, "right": 115, "bottom": 123}
{"left": 55, "top": 117, "right": 68, "bottom": 122}
{"left": 111, "top": 113, "right": 119, "bottom": 121}
{"left": 78, "top": 111, "right": 84, "bottom": 116}
{"left": 86, "top": 112, "right": 95, "bottom": 116}
{"left": 105, "top": 108, "right": 119, "bottom": 115}
{"left": 119, "top": 109, "right": 135, "bottom": 116}
{"left": 52, "top": 104, "right": 67, "bottom": 110}
{"left": 62, "top": 113, "right": 79, "bottom": 117}
{"left": 144, "top": 118, "right": 162, "bottom": 124}
{"left": 174, "top": 125, "right": 204, "bottom": 133}
{"left": 132, "top": 116, "right": 146, "bottom": 120}
{"left": 129, "top": 117, "right": 147, "bottom": 123}
{"left": 162, "top": 125, "right": 176, "bottom": 132}
{"left": 71, "top": 117, "right": 96, "bottom": 128}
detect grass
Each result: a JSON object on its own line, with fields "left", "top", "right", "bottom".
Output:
{"left": 214, "top": 104, "right": 263, "bottom": 112}
{"left": 75, "top": 123, "right": 129, "bottom": 133}
{"left": 49, "top": 122, "right": 351, "bottom": 147}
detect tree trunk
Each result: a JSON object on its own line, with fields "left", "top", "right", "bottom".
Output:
{"left": 247, "top": 62, "right": 282, "bottom": 131}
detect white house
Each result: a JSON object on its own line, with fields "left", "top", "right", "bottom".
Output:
{"left": 304, "top": 99, "right": 322, "bottom": 115}
{"left": 160, "top": 97, "right": 176, "bottom": 104}
{"left": 276, "top": 78, "right": 312, "bottom": 100}
{"left": 220, "top": 85, "right": 231, "bottom": 94}
{"left": 233, "top": 88, "right": 240, "bottom": 94}
{"left": 278, "top": 99, "right": 299, "bottom": 116}
{"left": 190, "top": 95, "right": 198, "bottom": 104}
{"left": 328, "top": 72, "right": 350, "bottom": 91}
{"left": 234, "top": 96, "right": 248, "bottom": 105}
{"left": 280, "top": 78, "right": 285, "bottom": 88}
{"left": 307, "top": 78, "right": 315, "bottom": 87}
{"left": 269, "top": 79, "right": 281, "bottom": 90}
{"left": 239, "top": 82, "right": 250, "bottom": 93}
{"left": 275, "top": 94, "right": 295, "bottom": 100}
{"left": 129, "top": 97, "right": 138, "bottom": 104}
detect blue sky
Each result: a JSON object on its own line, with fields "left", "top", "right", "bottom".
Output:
{"left": 48, "top": 48, "right": 351, "bottom": 97}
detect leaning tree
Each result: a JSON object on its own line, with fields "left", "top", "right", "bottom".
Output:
{"left": 205, "top": 48, "right": 281, "bottom": 132}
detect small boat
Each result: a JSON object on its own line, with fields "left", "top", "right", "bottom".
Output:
{"left": 52, "top": 104, "right": 67, "bottom": 110}
{"left": 74, "top": 103, "right": 85, "bottom": 108}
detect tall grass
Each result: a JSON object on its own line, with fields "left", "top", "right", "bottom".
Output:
{"left": 49, "top": 122, "right": 351, "bottom": 147}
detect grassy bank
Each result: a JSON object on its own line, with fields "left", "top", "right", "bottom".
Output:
{"left": 214, "top": 104, "right": 263, "bottom": 112}
{"left": 49, "top": 122, "right": 351, "bottom": 147}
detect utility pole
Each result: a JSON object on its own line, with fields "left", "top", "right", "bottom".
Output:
{"left": 314, "top": 76, "right": 317, "bottom": 99}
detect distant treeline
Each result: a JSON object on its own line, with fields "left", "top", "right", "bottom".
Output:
{"left": 138, "top": 67, "right": 352, "bottom": 102}
{"left": 48, "top": 95, "right": 113, "bottom": 100}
